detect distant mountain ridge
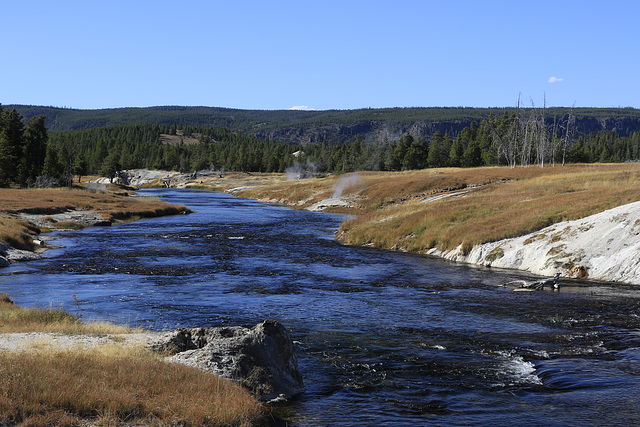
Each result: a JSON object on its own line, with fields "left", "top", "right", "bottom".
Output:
{"left": 5, "top": 104, "right": 640, "bottom": 144}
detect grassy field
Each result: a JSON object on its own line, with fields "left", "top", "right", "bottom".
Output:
{"left": 0, "top": 185, "right": 190, "bottom": 251}
{"left": 232, "top": 164, "right": 640, "bottom": 254}
{"left": 0, "top": 295, "right": 264, "bottom": 426}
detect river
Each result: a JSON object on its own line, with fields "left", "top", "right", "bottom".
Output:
{"left": 2, "top": 189, "right": 640, "bottom": 426}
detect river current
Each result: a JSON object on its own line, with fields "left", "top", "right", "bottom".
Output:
{"left": 3, "top": 189, "right": 640, "bottom": 426}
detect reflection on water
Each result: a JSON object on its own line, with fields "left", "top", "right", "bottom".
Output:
{"left": 3, "top": 189, "right": 640, "bottom": 426}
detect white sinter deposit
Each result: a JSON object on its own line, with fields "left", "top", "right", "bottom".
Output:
{"left": 427, "top": 200, "right": 640, "bottom": 285}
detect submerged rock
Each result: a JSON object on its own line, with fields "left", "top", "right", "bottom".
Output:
{"left": 5, "top": 249, "right": 42, "bottom": 262}
{"left": 150, "top": 320, "right": 304, "bottom": 402}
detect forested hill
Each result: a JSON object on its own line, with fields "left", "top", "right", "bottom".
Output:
{"left": 7, "top": 105, "right": 640, "bottom": 145}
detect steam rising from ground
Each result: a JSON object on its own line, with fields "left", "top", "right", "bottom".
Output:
{"left": 332, "top": 173, "right": 361, "bottom": 198}
{"left": 286, "top": 160, "right": 320, "bottom": 181}
{"left": 88, "top": 182, "right": 107, "bottom": 192}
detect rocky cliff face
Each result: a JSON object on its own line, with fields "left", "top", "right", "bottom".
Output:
{"left": 428, "top": 201, "right": 640, "bottom": 284}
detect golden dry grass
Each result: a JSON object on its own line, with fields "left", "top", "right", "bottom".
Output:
{"left": 0, "top": 347, "right": 262, "bottom": 426}
{"left": 232, "top": 164, "right": 640, "bottom": 254}
{"left": 0, "top": 299, "right": 264, "bottom": 426}
{"left": 0, "top": 187, "right": 189, "bottom": 219}
{"left": 0, "top": 187, "right": 190, "bottom": 251}
{"left": 0, "top": 298, "right": 136, "bottom": 334}
{"left": 0, "top": 216, "right": 41, "bottom": 250}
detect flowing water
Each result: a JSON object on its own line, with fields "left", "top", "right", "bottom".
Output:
{"left": 3, "top": 189, "right": 640, "bottom": 426}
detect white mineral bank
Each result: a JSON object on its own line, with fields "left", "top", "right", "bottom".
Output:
{"left": 428, "top": 200, "right": 640, "bottom": 285}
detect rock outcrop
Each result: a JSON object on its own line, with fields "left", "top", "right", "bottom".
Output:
{"left": 428, "top": 200, "right": 640, "bottom": 284}
{"left": 150, "top": 320, "right": 304, "bottom": 402}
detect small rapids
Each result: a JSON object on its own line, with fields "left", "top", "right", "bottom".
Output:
{"left": 3, "top": 189, "right": 640, "bottom": 426}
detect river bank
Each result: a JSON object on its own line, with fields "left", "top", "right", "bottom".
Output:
{"left": 4, "top": 188, "right": 640, "bottom": 426}
{"left": 90, "top": 165, "right": 640, "bottom": 285}
{"left": 4, "top": 165, "right": 640, "bottom": 285}
{"left": 191, "top": 164, "right": 640, "bottom": 285}
{"left": 0, "top": 184, "right": 191, "bottom": 266}
{"left": 427, "top": 199, "right": 640, "bottom": 284}
{"left": 0, "top": 295, "right": 264, "bottom": 426}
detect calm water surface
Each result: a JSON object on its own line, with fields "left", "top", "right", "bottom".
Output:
{"left": 3, "top": 189, "right": 640, "bottom": 426}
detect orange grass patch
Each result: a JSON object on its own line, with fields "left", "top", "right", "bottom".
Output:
{"left": 0, "top": 187, "right": 190, "bottom": 250}
{"left": 0, "top": 300, "right": 81, "bottom": 333}
{"left": 0, "top": 216, "right": 41, "bottom": 251}
{"left": 0, "top": 350, "right": 263, "bottom": 426}
{"left": 338, "top": 164, "right": 640, "bottom": 252}
{"left": 0, "top": 188, "right": 189, "bottom": 217}
{"left": 0, "top": 299, "right": 263, "bottom": 425}
{"left": 231, "top": 164, "right": 640, "bottom": 254}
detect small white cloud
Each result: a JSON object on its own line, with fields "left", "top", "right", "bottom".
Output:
{"left": 548, "top": 76, "right": 564, "bottom": 83}
{"left": 289, "top": 105, "right": 316, "bottom": 111}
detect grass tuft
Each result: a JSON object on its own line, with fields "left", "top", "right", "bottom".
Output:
{"left": 0, "top": 300, "right": 81, "bottom": 333}
{"left": 0, "top": 298, "right": 264, "bottom": 426}
{"left": 0, "top": 347, "right": 263, "bottom": 426}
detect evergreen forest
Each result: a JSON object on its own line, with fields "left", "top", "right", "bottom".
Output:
{"left": 3, "top": 103, "right": 640, "bottom": 189}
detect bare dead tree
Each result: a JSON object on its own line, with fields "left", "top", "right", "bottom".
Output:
{"left": 490, "top": 95, "right": 523, "bottom": 168}
{"left": 522, "top": 97, "right": 543, "bottom": 168}
{"left": 535, "top": 94, "right": 548, "bottom": 168}
{"left": 561, "top": 103, "right": 576, "bottom": 166}
{"left": 521, "top": 117, "right": 531, "bottom": 167}
{"left": 491, "top": 94, "right": 571, "bottom": 169}
{"left": 550, "top": 115, "right": 559, "bottom": 167}
{"left": 490, "top": 114, "right": 520, "bottom": 168}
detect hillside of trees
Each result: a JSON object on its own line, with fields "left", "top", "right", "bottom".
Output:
{"left": 40, "top": 113, "right": 640, "bottom": 182}
{"left": 45, "top": 124, "right": 300, "bottom": 185}
{"left": 8, "top": 104, "right": 640, "bottom": 146}
{"left": 3, "top": 103, "right": 640, "bottom": 190}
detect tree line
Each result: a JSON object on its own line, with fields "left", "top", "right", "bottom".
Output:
{"left": 43, "top": 123, "right": 301, "bottom": 184}
{"left": 4, "top": 103, "right": 640, "bottom": 189}
{"left": 0, "top": 106, "right": 48, "bottom": 187}
{"left": 299, "top": 110, "right": 640, "bottom": 173}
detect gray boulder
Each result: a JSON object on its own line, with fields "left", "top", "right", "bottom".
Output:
{"left": 151, "top": 320, "right": 304, "bottom": 402}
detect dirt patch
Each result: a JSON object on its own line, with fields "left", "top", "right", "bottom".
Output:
{"left": 0, "top": 331, "right": 164, "bottom": 352}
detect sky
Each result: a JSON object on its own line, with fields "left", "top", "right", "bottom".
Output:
{"left": 2, "top": 0, "right": 639, "bottom": 111}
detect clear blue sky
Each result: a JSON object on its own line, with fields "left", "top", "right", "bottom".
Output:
{"left": 2, "top": 0, "right": 638, "bottom": 111}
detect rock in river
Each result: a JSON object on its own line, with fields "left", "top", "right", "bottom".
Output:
{"left": 150, "top": 320, "right": 304, "bottom": 402}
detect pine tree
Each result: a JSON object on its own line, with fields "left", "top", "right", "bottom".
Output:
{"left": 448, "top": 132, "right": 466, "bottom": 167}
{"left": 57, "top": 136, "right": 76, "bottom": 187}
{"left": 0, "top": 108, "right": 25, "bottom": 186}
{"left": 427, "top": 131, "right": 445, "bottom": 168}
{"left": 20, "top": 115, "right": 48, "bottom": 185}
{"left": 100, "top": 151, "right": 121, "bottom": 183}
{"left": 463, "top": 139, "right": 483, "bottom": 167}
{"left": 42, "top": 140, "right": 63, "bottom": 181}
{"left": 73, "top": 157, "right": 88, "bottom": 182}
{"left": 404, "top": 137, "right": 428, "bottom": 169}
